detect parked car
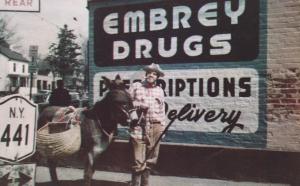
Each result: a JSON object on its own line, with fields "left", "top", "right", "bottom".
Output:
{"left": 69, "top": 92, "right": 81, "bottom": 108}
{"left": 32, "top": 93, "right": 47, "bottom": 104}
{"left": 80, "top": 93, "right": 90, "bottom": 108}
{"left": 32, "top": 90, "right": 51, "bottom": 104}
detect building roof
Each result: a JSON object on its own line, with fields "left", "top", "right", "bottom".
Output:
{"left": 37, "top": 69, "right": 51, "bottom": 76}
{"left": 0, "top": 45, "right": 29, "bottom": 63}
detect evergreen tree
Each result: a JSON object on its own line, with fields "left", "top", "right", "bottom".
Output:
{"left": 47, "top": 24, "right": 81, "bottom": 80}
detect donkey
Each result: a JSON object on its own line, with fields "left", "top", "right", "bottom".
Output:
{"left": 37, "top": 75, "right": 138, "bottom": 186}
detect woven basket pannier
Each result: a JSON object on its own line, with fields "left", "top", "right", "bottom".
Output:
{"left": 37, "top": 122, "right": 81, "bottom": 158}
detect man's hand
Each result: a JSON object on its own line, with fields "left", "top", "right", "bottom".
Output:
{"left": 130, "top": 118, "right": 139, "bottom": 128}
{"left": 130, "top": 106, "right": 148, "bottom": 128}
{"left": 138, "top": 105, "right": 148, "bottom": 114}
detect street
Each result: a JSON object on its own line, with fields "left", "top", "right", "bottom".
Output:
{"left": 36, "top": 166, "right": 289, "bottom": 186}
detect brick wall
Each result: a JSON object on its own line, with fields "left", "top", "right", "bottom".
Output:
{"left": 267, "top": 0, "right": 300, "bottom": 151}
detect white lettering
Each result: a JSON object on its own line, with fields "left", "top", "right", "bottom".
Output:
{"left": 103, "top": 13, "right": 119, "bottom": 34}
{"left": 135, "top": 39, "right": 152, "bottom": 58}
{"left": 124, "top": 11, "right": 145, "bottom": 33}
{"left": 210, "top": 34, "right": 232, "bottom": 55}
{"left": 225, "top": 0, "right": 246, "bottom": 24}
{"left": 150, "top": 8, "right": 168, "bottom": 31}
{"left": 184, "top": 35, "right": 203, "bottom": 56}
{"left": 113, "top": 41, "right": 130, "bottom": 60}
{"left": 158, "top": 37, "right": 177, "bottom": 58}
{"left": 198, "top": 2, "right": 218, "bottom": 27}
{"left": 173, "top": 6, "right": 191, "bottom": 29}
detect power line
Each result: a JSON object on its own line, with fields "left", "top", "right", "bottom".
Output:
{"left": 32, "top": 14, "right": 60, "bottom": 29}
{"left": 32, "top": 14, "right": 85, "bottom": 39}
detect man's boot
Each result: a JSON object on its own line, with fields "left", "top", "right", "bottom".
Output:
{"left": 131, "top": 172, "right": 141, "bottom": 186}
{"left": 141, "top": 169, "right": 150, "bottom": 186}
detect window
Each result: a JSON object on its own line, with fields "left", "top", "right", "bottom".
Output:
{"left": 20, "top": 77, "right": 26, "bottom": 87}
{"left": 11, "top": 77, "right": 18, "bottom": 87}
{"left": 22, "top": 65, "right": 25, "bottom": 73}
{"left": 43, "top": 81, "right": 47, "bottom": 90}
{"left": 13, "top": 63, "right": 16, "bottom": 72}
{"left": 37, "top": 80, "right": 41, "bottom": 90}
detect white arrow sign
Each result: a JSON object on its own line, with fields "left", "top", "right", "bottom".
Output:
{"left": 0, "top": 163, "right": 36, "bottom": 186}
{"left": 0, "top": 95, "right": 37, "bottom": 162}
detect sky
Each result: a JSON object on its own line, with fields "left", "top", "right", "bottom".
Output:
{"left": 0, "top": 0, "right": 89, "bottom": 58}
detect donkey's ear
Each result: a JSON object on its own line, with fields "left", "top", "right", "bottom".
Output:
{"left": 115, "top": 74, "right": 121, "bottom": 80}
{"left": 102, "top": 76, "right": 111, "bottom": 87}
{"left": 115, "top": 74, "right": 122, "bottom": 84}
{"left": 82, "top": 107, "right": 95, "bottom": 119}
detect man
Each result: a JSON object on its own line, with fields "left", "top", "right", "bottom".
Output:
{"left": 128, "top": 63, "right": 166, "bottom": 186}
{"left": 49, "top": 79, "right": 71, "bottom": 107}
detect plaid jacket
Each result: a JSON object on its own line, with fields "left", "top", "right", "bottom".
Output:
{"left": 128, "top": 81, "right": 166, "bottom": 139}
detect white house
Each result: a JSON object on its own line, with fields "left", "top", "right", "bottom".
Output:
{"left": 36, "top": 69, "right": 61, "bottom": 91}
{"left": 0, "top": 44, "right": 31, "bottom": 97}
{"left": 0, "top": 43, "right": 84, "bottom": 100}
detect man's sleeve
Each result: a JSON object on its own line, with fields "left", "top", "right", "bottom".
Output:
{"left": 129, "top": 82, "right": 149, "bottom": 109}
{"left": 66, "top": 91, "right": 71, "bottom": 105}
{"left": 48, "top": 92, "right": 55, "bottom": 105}
{"left": 129, "top": 82, "right": 141, "bottom": 108}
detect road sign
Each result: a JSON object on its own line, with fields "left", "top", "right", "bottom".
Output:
{"left": 29, "top": 63, "right": 38, "bottom": 73}
{"left": 29, "top": 45, "right": 38, "bottom": 60}
{"left": 0, "top": 163, "right": 36, "bottom": 186}
{"left": 0, "top": 95, "right": 37, "bottom": 162}
{"left": 0, "top": 0, "right": 40, "bottom": 12}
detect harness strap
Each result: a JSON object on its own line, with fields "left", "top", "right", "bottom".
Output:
{"left": 95, "top": 114, "right": 112, "bottom": 138}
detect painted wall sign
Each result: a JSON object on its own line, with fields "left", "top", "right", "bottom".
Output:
{"left": 0, "top": 95, "right": 37, "bottom": 162}
{"left": 94, "top": 0, "right": 258, "bottom": 67}
{"left": 0, "top": 0, "right": 40, "bottom": 12}
{"left": 89, "top": 0, "right": 267, "bottom": 148}
{"left": 94, "top": 68, "right": 258, "bottom": 133}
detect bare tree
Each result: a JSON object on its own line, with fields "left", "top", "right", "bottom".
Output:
{"left": 0, "top": 15, "right": 20, "bottom": 47}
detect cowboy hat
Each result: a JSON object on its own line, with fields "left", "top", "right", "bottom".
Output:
{"left": 143, "top": 63, "right": 165, "bottom": 77}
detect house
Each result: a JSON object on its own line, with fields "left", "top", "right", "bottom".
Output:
{"left": 36, "top": 68, "right": 60, "bottom": 92}
{"left": 67, "top": 68, "right": 85, "bottom": 92}
{"left": 0, "top": 42, "right": 31, "bottom": 97}
{"left": 34, "top": 58, "right": 63, "bottom": 92}
{"left": 0, "top": 42, "right": 85, "bottom": 100}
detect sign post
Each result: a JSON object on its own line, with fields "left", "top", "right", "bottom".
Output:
{"left": 0, "top": 95, "right": 37, "bottom": 162}
{"left": 28, "top": 46, "right": 38, "bottom": 100}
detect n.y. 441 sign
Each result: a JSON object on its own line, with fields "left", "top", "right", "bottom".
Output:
{"left": 0, "top": 95, "right": 37, "bottom": 162}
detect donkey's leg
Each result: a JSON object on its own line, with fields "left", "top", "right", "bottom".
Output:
{"left": 48, "top": 158, "right": 59, "bottom": 185}
{"left": 84, "top": 152, "right": 95, "bottom": 186}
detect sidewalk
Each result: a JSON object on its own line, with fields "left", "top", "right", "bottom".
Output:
{"left": 36, "top": 166, "right": 290, "bottom": 186}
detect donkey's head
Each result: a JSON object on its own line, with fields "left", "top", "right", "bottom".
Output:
{"left": 99, "top": 75, "right": 138, "bottom": 126}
